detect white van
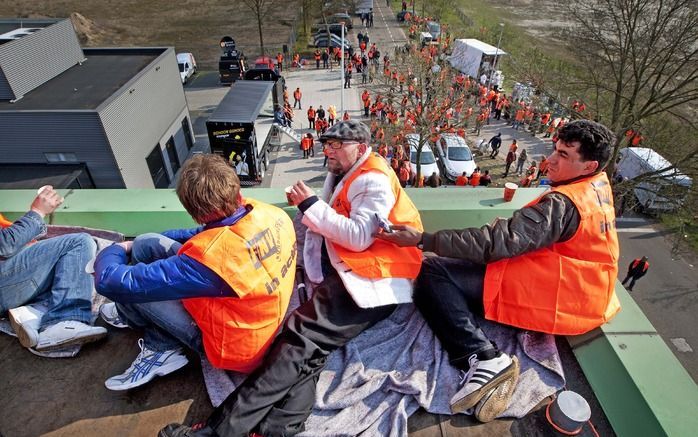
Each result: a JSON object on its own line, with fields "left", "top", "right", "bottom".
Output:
{"left": 406, "top": 134, "right": 440, "bottom": 179}
{"left": 176, "top": 52, "right": 197, "bottom": 84}
{"left": 616, "top": 147, "right": 692, "bottom": 212}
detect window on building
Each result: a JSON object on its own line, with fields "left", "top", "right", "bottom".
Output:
{"left": 146, "top": 144, "right": 170, "bottom": 188}
{"left": 164, "top": 136, "right": 180, "bottom": 175}
{"left": 44, "top": 152, "right": 77, "bottom": 162}
{"left": 182, "top": 117, "right": 194, "bottom": 150}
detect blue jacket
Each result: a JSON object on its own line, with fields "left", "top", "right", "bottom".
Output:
{"left": 94, "top": 207, "right": 252, "bottom": 304}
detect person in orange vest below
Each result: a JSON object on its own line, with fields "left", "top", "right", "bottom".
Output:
{"left": 300, "top": 132, "right": 313, "bottom": 159}
{"left": 469, "top": 168, "right": 481, "bottom": 187}
{"left": 159, "top": 120, "right": 424, "bottom": 436}
{"left": 455, "top": 172, "right": 468, "bottom": 186}
{"left": 94, "top": 154, "right": 296, "bottom": 390}
{"left": 377, "top": 120, "right": 620, "bottom": 423}
{"left": 276, "top": 52, "right": 284, "bottom": 72}
{"left": 307, "top": 106, "right": 316, "bottom": 129}
{"left": 314, "top": 49, "right": 321, "bottom": 69}
{"left": 621, "top": 256, "right": 649, "bottom": 291}
{"left": 1, "top": 188, "right": 107, "bottom": 355}
{"left": 293, "top": 87, "right": 302, "bottom": 109}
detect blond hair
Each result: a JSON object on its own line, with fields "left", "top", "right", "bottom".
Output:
{"left": 176, "top": 154, "right": 240, "bottom": 224}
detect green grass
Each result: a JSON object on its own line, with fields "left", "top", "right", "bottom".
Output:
{"left": 660, "top": 213, "right": 698, "bottom": 253}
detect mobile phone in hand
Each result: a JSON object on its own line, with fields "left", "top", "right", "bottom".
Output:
{"left": 375, "top": 213, "right": 393, "bottom": 233}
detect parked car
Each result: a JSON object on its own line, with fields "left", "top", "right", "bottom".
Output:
{"left": 329, "top": 13, "right": 353, "bottom": 30}
{"left": 253, "top": 56, "right": 276, "bottom": 70}
{"left": 426, "top": 21, "right": 441, "bottom": 39}
{"left": 433, "top": 134, "right": 477, "bottom": 182}
{"left": 311, "top": 23, "right": 346, "bottom": 36}
{"left": 406, "top": 134, "right": 440, "bottom": 179}
{"left": 176, "top": 52, "right": 197, "bottom": 84}
{"left": 314, "top": 33, "right": 352, "bottom": 50}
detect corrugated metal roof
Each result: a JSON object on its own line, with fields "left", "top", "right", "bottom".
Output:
{"left": 208, "top": 80, "right": 273, "bottom": 124}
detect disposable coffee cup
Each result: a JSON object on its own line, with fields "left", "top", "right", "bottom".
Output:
{"left": 503, "top": 182, "right": 518, "bottom": 202}
{"left": 285, "top": 186, "right": 294, "bottom": 206}
{"left": 37, "top": 185, "right": 52, "bottom": 195}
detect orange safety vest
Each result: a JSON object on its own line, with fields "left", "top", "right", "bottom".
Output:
{"left": 469, "top": 172, "right": 481, "bottom": 186}
{"left": 631, "top": 259, "right": 649, "bottom": 272}
{"left": 331, "top": 154, "right": 423, "bottom": 279}
{"left": 300, "top": 137, "right": 312, "bottom": 151}
{"left": 307, "top": 109, "right": 315, "bottom": 119}
{"left": 455, "top": 175, "right": 468, "bottom": 186}
{"left": 180, "top": 199, "right": 297, "bottom": 372}
{"left": 483, "top": 172, "right": 620, "bottom": 335}
{"left": 0, "top": 213, "right": 13, "bottom": 228}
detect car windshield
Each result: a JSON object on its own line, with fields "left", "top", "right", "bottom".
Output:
{"left": 410, "top": 150, "right": 436, "bottom": 165}
{"left": 428, "top": 23, "right": 440, "bottom": 33}
{"left": 178, "top": 63, "right": 185, "bottom": 72}
{"left": 448, "top": 147, "right": 472, "bottom": 161}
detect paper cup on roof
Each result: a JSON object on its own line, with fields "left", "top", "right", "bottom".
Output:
{"left": 285, "top": 186, "right": 294, "bottom": 206}
{"left": 503, "top": 182, "right": 518, "bottom": 202}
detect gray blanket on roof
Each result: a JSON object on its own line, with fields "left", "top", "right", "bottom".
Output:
{"left": 201, "top": 214, "right": 565, "bottom": 435}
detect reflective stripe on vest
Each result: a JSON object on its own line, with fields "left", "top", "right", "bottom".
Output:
{"left": 483, "top": 172, "right": 620, "bottom": 335}
{"left": 179, "top": 199, "right": 297, "bottom": 372}
{"left": 331, "top": 154, "right": 423, "bottom": 279}
{"left": 0, "top": 213, "right": 12, "bottom": 229}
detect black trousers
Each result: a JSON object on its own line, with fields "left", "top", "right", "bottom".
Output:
{"left": 204, "top": 270, "right": 397, "bottom": 437}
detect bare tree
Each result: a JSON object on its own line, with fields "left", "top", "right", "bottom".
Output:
{"left": 565, "top": 0, "right": 698, "bottom": 177}
{"left": 241, "top": 0, "right": 277, "bottom": 56}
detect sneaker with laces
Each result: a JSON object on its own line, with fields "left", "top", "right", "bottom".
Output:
{"left": 105, "top": 339, "right": 188, "bottom": 391}
{"left": 35, "top": 320, "right": 107, "bottom": 351}
{"left": 158, "top": 423, "right": 216, "bottom": 437}
{"left": 99, "top": 302, "right": 128, "bottom": 329}
{"left": 450, "top": 353, "right": 519, "bottom": 413}
{"left": 473, "top": 356, "right": 520, "bottom": 422}
{"left": 8, "top": 305, "right": 43, "bottom": 348}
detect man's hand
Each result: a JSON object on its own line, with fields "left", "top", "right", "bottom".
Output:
{"left": 30, "top": 186, "right": 63, "bottom": 218}
{"left": 375, "top": 224, "right": 423, "bottom": 247}
{"left": 116, "top": 241, "right": 133, "bottom": 255}
{"left": 288, "top": 180, "right": 316, "bottom": 206}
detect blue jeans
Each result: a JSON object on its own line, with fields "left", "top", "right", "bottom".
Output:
{"left": 115, "top": 233, "right": 203, "bottom": 354}
{"left": 0, "top": 233, "right": 96, "bottom": 329}
{"left": 414, "top": 256, "right": 494, "bottom": 370}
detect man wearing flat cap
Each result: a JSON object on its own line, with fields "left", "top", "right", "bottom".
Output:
{"left": 161, "top": 120, "right": 424, "bottom": 437}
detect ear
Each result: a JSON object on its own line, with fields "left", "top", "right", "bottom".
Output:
{"left": 583, "top": 160, "right": 600, "bottom": 175}
{"left": 235, "top": 191, "right": 243, "bottom": 207}
{"left": 358, "top": 143, "right": 368, "bottom": 154}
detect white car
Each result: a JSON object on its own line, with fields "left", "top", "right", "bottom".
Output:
{"left": 177, "top": 52, "right": 197, "bottom": 84}
{"left": 406, "top": 134, "right": 440, "bottom": 180}
{"left": 434, "top": 134, "right": 477, "bottom": 182}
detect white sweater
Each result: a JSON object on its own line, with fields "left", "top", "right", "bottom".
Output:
{"left": 302, "top": 150, "right": 415, "bottom": 308}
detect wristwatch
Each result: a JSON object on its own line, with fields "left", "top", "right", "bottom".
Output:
{"left": 417, "top": 234, "right": 424, "bottom": 250}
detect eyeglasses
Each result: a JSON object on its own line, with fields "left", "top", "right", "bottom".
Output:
{"left": 327, "top": 140, "right": 362, "bottom": 149}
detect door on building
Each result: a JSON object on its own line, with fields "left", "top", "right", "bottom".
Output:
{"left": 146, "top": 144, "right": 170, "bottom": 188}
{"left": 165, "top": 136, "right": 180, "bottom": 176}
{"left": 182, "top": 117, "right": 194, "bottom": 150}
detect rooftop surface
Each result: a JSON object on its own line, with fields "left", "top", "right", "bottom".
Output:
{"left": 207, "top": 80, "right": 274, "bottom": 124}
{"left": 0, "top": 48, "right": 162, "bottom": 110}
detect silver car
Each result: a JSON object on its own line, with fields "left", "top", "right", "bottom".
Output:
{"left": 434, "top": 134, "right": 477, "bottom": 182}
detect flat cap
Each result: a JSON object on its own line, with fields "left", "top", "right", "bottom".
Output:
{"left": 319, "top": 120, "right": 371, "bottom": 144}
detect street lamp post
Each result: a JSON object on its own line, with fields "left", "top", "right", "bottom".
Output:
{"left": 488, "top": 23, "right": 504, "bottom": 89}
{"left": 341, "top": 22, "right": 345, "bottom": 113}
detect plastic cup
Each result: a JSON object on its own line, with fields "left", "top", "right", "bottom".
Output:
{"left": 285, "top": 186, "right": 294, "bottom": 206}
{"left": 37, "top": 185, "right": 52, "bottom": 195}
{"left": 503, "top": 182, "right": 518, "bottom": 202}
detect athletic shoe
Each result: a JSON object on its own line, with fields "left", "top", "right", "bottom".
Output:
{"left": 450, "top": 353, "right": 519, "bottom": 413}
{"left": 35, "top": 320, "right": 107, "bottom": 351}
{"left": 158, "top": 423, "right": 217, "bottom": 437}
{"left": 473, "top": 356, "right": 520, "bottom": 422}
{"left": 99, "top": 302, "right": 128, "bottom": 329}
{"left": 8, "top": 305, "right": 43, "bottom": 348}
{"left": 105, "top": 339, "right": 188, "bottom": 391}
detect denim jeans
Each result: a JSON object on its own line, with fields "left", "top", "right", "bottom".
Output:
{"left": 414, "top": 256, "right": 494, "bottom": 370}
{"left": 0, "top": 233, "right": 96, "bottom": 329}
{"left": 114, "top": 233, "right": 203, "bottom": 354}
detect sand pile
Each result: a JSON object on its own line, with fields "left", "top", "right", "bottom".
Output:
{"left": 70, "top": 12, "right": 105, "bottom": 44}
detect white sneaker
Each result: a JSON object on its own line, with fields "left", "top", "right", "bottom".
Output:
{"left": 473, "top": 357, "right": 520, "bottom": 422}
{"left": 450, "top": 353, "right": 519, "bottom": 413}
{"left": 8, "top": 305, "right": 44, "bottom": 348}
{"left": 35, "top": 320, "right": 107, "bottom": 351}
{"left": 105, "top": 339, "right": 188, "bottom": 391}
{"left": 99, "top": 302, "right": 128, "bottom": 329}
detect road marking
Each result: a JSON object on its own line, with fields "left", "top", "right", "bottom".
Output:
{"left": 616, "top": 217, "right": 651, "bottom": 224}
{"left": 615, "top": 228, "right": 658, "bottom": 233}
{"left": 670, "top": 338, "right": 693, "bottom": 353}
